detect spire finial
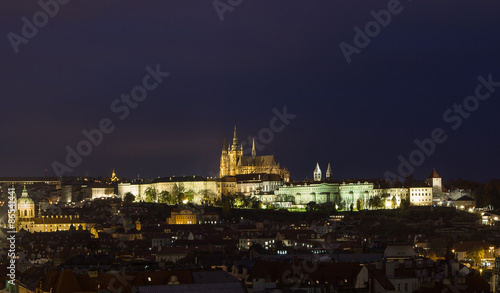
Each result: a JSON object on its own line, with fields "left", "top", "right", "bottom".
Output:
{"left": 21, "top": 184, "right": 28, "bottom": 197}
{"left": 231, "top": 125, "right": 239, "bottom": 150}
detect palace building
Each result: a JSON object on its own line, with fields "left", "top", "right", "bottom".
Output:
{"left": 219, "top": 126, "right": 290, "bottom": 182}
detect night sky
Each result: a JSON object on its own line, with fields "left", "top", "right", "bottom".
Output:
{"left": 1, "top": 1, "right": 499, "bottom": 182}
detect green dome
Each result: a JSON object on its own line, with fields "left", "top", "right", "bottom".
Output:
{"left": 18, "top": 197, "right": 34, "bottom": 205}
{"left": 18, "top": 185, "right": 34, "bottom": 205}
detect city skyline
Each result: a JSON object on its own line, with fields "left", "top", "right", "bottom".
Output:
{"left": 1, "top": 1, "right": 500, "bottom": 182}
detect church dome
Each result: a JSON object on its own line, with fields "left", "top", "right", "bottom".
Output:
{"left": 18, "top": 185, "right": 35, "bottom": 207}
{"left": 18, "top": 196, "right": 34, "bottom": 205}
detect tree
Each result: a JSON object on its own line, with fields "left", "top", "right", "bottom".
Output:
{"left": 184, "top": 189, "right": 195, "bottom": 203}
{"left": 159, "top": 190, "right": 175, "bottom": 204}
{"left": 337, "top": 200, "right": 346, "bottom": 211}
{"left": 306, "top": 201, "right": 318, "bottom": 212}
{"left": 391, "top": 196, "right": 398, "bottom": 209}
{"left": 234, "top": 195, "right": 245, "bottom": 208}
{"left": 404, "top": 174, "right": 415, "bottom": 186}
{"left": 123, "top": 192, "right": 135, "bottom": 217}
{"left": 199, "top": 189, "right": 217, "bottom": 205}
{"left": 144, "top": 187, "right": 157, "bottom": 203}
{"left": 172, "top": 183, "right": 185, "bottom": 204}
{"left": 466, "top": 247, "right": 485, "bottom": 266}
{"left": 124, "top": 192, "right": 135, "bottom": 205}
{"left": 318, "top": 202, "right": 336, "bottom": 214}
{"left": 369, "top": 196, "right": 383, "bottom": 209}
{"left": 222, "top": 196, "right": 232, "bottom": 219}
{"left": 400, "top": 199, "right": 411, "bottom": 209}
{"left": 251, "top": 197, "right": 263, "bottom": 209}
{"left": 356, "top": 198, "right": 363, "bottom": 211}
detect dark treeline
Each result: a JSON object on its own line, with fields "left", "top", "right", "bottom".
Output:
{"left": 446, "top": 178, "right": 500, "bottom": 208}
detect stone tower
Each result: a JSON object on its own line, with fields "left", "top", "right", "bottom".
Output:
{"left": 313, "top": 163, "right": 322, "bottom": 181}
{"left": 426, "top": 168, "right": 442, "bottom": 197}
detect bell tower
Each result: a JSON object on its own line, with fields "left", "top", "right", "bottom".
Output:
{"left": 313, "top": 163, "right": 322, "bottom": 181}
{"left": 220, "top": 138, "right": 229, "bottom": 177}
{"left": 228, "top": 125, "right": 242, "bottom": 176}
{"left": 326, "top": 163, "right": 333, "bottom": 180}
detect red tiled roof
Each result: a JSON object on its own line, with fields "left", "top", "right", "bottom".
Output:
{"left": 428, "top": 169, "right": 441, "bottom": 179}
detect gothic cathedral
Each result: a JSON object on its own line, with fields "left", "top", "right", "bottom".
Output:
{"left": 220, "top": 126, "right": 290, "bottom": 182}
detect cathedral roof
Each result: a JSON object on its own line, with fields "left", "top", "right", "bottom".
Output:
{"left": 235, "top": 173, "right": 282, "bottom": 182}
{"left": 237, "top": 155, "right": 277, "bottom": 167}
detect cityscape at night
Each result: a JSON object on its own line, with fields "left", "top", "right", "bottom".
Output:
{"left": 1, "top": 1, "right": 500, "bottom": 292}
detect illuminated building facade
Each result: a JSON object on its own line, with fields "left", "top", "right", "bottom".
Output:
{"left": 339, "top": 181, "right": 374, "bottom": 209}
{"left": 276, "top": 182, "right": 339, "bottom": 205}
{"left": 219, "top": 126, "right": 290, "bottom": 182}
{"left": 167, "top": 208, "right": 200, "bottom": 224}
{"left": 84, "top": 183, "right": 115, "bottom": 200}
{"left": 409, "top": 185, "right": 433, "bottom": 206}
{"left": 118, "top": 176, "right": 219, "bottom": 202}
{"left": 372, "top": 187, "right": 408, "bottom": 208}
{"left": 16, "top": 186, "right": 87, "bottom": 232}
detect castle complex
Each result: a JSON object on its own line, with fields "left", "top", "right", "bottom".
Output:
{"left": 116, "top": 127, "right": 444, "bottom": 209}
{"left": 219, "top": 126, "right": 290, "bottom": 182}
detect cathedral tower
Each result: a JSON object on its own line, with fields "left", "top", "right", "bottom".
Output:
{"left": 326, "top": 163, "right": 333, "bottom": 180}
{"left": 313, "top": 163, "right": 322, "bottom": 181}
{"left": 219, "top": 125, "right": 290, "bottom": 181}
{"left": 220, "top": 138, "right": 229, "bottom": 177}
{"left": 227, "top": 125, "right": 243, "bottom": 176}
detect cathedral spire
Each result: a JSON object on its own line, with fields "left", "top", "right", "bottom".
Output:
{"left": 21, "top": 184, "right": 28, "bottom": 197}
{"left": 231, "top": 125, "right": 239, "bottom": 150}
{"left": 326, "top": 163, "right": 332, "bottom": 180}
{"left": 252, "top": 137, "right": 256, "bottom": 159}
{"left": 313, "top": 163, "right": 322, "bottom": 181}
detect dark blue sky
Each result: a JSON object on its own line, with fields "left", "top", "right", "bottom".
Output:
{"left": 1, "top": 1, "right": 499, "bottom": 182}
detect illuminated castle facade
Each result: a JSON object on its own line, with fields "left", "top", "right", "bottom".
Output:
{"left": 220, "top": 126, "right": 290, "bottom": 182}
